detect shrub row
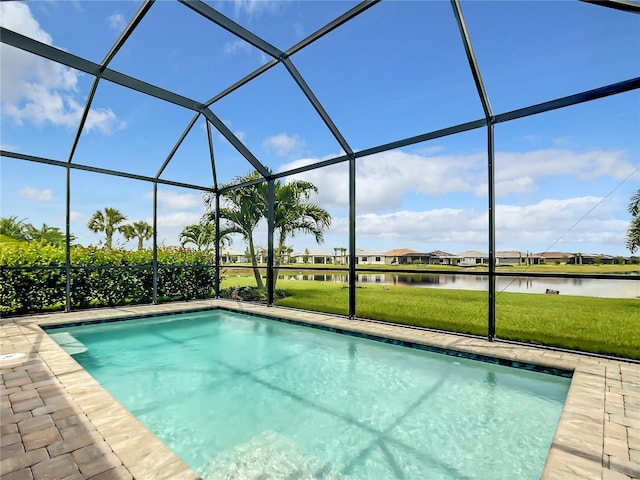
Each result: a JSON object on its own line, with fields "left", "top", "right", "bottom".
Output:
{"left": 0, "top": 243, "right": 217, "bottom": 315}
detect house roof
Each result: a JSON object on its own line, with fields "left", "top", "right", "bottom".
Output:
{"left": 429, "top": 250, "right": 455, "bottom": 257}
{"left": 384, "top": 248, "right": 419, "bottom": 257}
{"left": 355, "top": 248, "right": 382, "bottom": 255}
{"left": 534, "top": 252, "right": 571, "bottom": 258}
{"left": 496, "top": 250, "right": 524, "bottom": 257}
{"left": 458, "top": 250, "right": 488, "bottom": 257}
{"left": 293, "top": 248, "right": 332, "bottom": 256}
{"left": 220, "top": 247, "right": 244, "bottom": 256}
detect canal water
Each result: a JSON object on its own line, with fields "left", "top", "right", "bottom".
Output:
{"left": 275, "top": 272, "right": 639, "bottom": 299}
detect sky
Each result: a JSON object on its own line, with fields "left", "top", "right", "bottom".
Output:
{"left": 1, "top": 0, "right": 639, "bottom": 256}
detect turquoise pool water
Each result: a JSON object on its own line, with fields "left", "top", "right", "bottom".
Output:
{"left": 48, "top": 310, "right": 570, "bottom": 479}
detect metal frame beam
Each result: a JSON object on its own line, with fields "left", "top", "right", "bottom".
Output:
{"left": 178, "top": 0, "right": 282, "bottom": 59}
{"left": 348, "top": 155, "right": 357, "bottom": 318}
{"left": 451, "top": 0, "right": 493, "bottom": 119}
{"left": 152, "top": 182, "right": 159, "bottom": 304}
{"left": 214, "top": 192, "right": 221, "bottom": 297}
{"left": 206, "top": 121, "right": 218, "bottom": 190}
{"left": 495, "top": 77, "right": 640, "bottom": 124}
{"left": 580, "top": 0, "right": 640, "bottom": 13}
{"left": 267, "top": 180, "right": 275, "bottom": 306}
{"left": 67, "top": 78, "right": 100, "bottom": 164}
{"left": 0, "top": 28, "right": 203, "bottom": 111}
{"left": 65, "top": 166, "right": 71, "bottom": 312}
{"left": 101, "top": 1, "right": 155, "bottom": 68}
{"left": 451, "top": 0, "right": 496, "bottom": 340}
{"left": 1, "top": 150, "right": 215, "bottom": 192}
{"left": 201, "top": 108, "right": 270, "bottom": 178}
{"left": 156, "top": 113, "right": 201, "bottom": 178}
{"left": 487, "top": 124, "right": 496, "bottom": 340}
{"left": 203, "top": 1, "right": 379, "bottom": 108}
{"left": 282, "top": 58, "right": 353, "bottom": 155}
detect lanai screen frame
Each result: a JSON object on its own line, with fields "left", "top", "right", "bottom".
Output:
{"left": 1, "top": 0, "right": 638, "bottom": 341}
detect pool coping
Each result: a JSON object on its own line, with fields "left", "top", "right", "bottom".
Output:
{"left": 2, "top": 299, "right": 639, "bottom": 480}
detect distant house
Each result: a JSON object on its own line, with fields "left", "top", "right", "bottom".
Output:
{"left": 383, "top": 248, "right": 417, "bottom": 265}
{"left": 220, "top": 247, "right": 247, "bottom": 264}
{"left": 383, "top": 248, "right": 433, "bottom": 265}
{"left": 568, "top": 253, "right": 619, "bottom": 265}
{"left": 355, "top": 248, "right": 385, "bottom": 265}
{"left": 535, "top": 252, "right": 571, "bottom": 265}
{"left": 292, "top": 248, "right": 333, "bottom": 265}
{"left": 495, "top": 251, "right": 542, "bottom": 266}
{"left": 458, "top": 250, "right": 489, "bottom": 266}
{"left": 428, "top": 250, "right": 458, "bottom": 265}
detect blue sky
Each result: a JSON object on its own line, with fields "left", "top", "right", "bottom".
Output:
{"left": 1, "top": 0, "right": 639, "bottom": 256}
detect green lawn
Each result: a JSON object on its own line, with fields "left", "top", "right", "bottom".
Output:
{"left": 221, "top": 276, "right": 640, "bottom": 360}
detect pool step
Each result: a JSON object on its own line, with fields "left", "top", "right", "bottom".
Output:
{"left": 198, "top": 431, "right": 347, "bottom": 479}
{"left": 48, "top": 332, "right": 88, "bottom": 355}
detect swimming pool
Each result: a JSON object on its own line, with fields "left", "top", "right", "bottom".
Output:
{"left": 47, "top": 309, "right": 570, "bottom": 479}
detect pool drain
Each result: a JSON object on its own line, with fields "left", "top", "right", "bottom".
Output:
{"left": 0, "top": 353, "right": 26, "bottom": 361}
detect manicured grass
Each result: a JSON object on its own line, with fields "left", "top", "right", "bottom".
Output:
{"left": 221, "top": 276, "right": 640, "bottom": 360}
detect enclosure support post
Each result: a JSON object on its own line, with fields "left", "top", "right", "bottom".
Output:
{"left": 267, "top": 179, "right": 275, "bottom": 306}
{"left": 452, "top": 0, "right": 496, "bottom": 340}
{"left": 487, "top": 123, "right": 496, "bottom": 340}
{"left": 65, "top": 166, "right": 71, "bottom": 312}
{"left": 152, "top": 182, "right": 158, "bottom": 304}
{"left": 214, "top": 192, "right": 220, "bottom": 298}
{"left": 348, "top": 154, "right": 356, "bottom": 318}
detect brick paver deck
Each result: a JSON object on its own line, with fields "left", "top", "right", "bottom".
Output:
{"left": 1, "top": 299, "right": 639, "bottom": 479}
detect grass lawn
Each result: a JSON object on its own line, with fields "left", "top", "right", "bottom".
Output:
{"left": 221, "top": 276, "right": 640, "bottom": 360}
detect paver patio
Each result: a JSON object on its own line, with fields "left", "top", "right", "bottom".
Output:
{"left": 1, "top": 299, "right": 639, "bottom": 479}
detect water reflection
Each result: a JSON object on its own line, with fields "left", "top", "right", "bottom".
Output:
{"left": 277, "top": 273, "right": 638, "bottom": 299}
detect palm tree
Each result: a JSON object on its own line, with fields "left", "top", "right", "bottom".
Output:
{"left": 0, "top": 216, "right": 32, "bottom": 241}
{"left": 30, "top": 223, "right": 67, "bottom": 246}
{"left": 87, "top": 207, "right": 127, "bottom": 249}
{"left": 205, "top": 172, "right": 266, "bottom": 288}
{"left": 627, "top": 189, "right": 640, "bottom": 254}
{"left": 205, "top": 172, "right": 331, "bottom": 291}
{"left": 272, "top": 178, "right": 331, "bottom": 288}
{"left": 121, "top": 221, "right": 153, "bottom": 251}
{"left": 179, "top": 220, "right": 229, "bottom": 251}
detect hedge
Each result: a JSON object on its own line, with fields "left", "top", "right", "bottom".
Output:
{"left": 0, "top": 243, "right": 217, "bottom": 315}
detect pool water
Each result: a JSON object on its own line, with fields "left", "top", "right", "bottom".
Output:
{"left": 48, "top": 310, "right": 570, "bottom": 479}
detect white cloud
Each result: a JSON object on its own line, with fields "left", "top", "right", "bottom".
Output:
{"left": 219, "top": 119, "right": 246, "bottom": 142}
{"left": 263, "top": 133, "right": 305, "bottom": 157}
{"left": 18, "top": 187, "right": 53, "bottom": 202}
{"left": 223, "top": 40, "right": 252, "bottom": 55}
{"left": 494, "top": 196, "right": 628, "bottom": 251}
{"left": 232, "top": 0, "right": 281, "bottom": 18}
{"left": 346, "top": 208, "right": 485, "bottom": 247}
{"left": 282, "top": 147, "right": 636, "bottom": 213}
{"left": 495, "top": 148, "right": 633, "bottom": 185}
{"left": 107, "top": 13, "right": 126, "bottom": 31}
{"left": 153, "top": 212, "right": 202, "bottom": 228}
{"left": 292, "top": 22, "right": 304, "bottom": 38}
{"left": 283, "top": 150, "right": 481, "bottom": 212}
{"left": 70, "top": 211, "right": 82, "bottom": 221}
{"left": 149, "top": 189, "right": 204, "bottom": 211}
{"left": 332, "top": 196, "right": 628, "bottom": 254}
{"left": 0, "top": 2, "right": 121, "bottom": 133}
